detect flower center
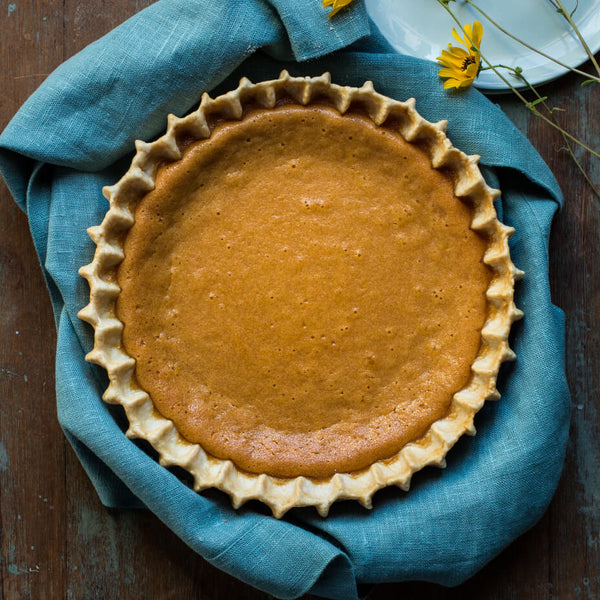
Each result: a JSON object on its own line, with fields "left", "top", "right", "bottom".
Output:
{"left": 461, "top": 55, "right": 477, "bottom": 72}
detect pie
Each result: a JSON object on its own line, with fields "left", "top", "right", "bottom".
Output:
{"left": 78, "top": 72, "right": 523, "bottom": 517}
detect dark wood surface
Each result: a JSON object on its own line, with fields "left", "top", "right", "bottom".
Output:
{"left": 1, "top": 2, "right": 598, "bottom": 599}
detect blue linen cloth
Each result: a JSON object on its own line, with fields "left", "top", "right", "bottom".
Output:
{"left": 0, "top": 1, "right": 570, "bottom": 598}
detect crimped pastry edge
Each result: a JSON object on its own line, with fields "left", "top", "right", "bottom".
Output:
{"left": 78, "top": 71, "right": 524, "bottom": 518}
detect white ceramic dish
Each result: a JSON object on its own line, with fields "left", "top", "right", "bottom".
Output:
{"left": 365, "top": 0, "right": 600, "bottom": 92}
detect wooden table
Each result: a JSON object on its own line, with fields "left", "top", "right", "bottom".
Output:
{"left": 1, "top": 2, "right": 598, "bottom": 598}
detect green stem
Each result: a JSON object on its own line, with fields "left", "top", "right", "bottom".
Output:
{"left": 464, "top": 0, "right": 600, "bottom": 83}
{"left": 527, "top": 109, "right": 600, "bottom": 158}
{"left": 566, "top": 141, "right": 600, "bottom": 201}
{"left": 550, "top": 0, "right": 600, "bottom": 76}
{"left": 480, "top": 64, "right": 524, "bottom": 76}
{"left": 521, "top": 73, "right": 600, "bottom": 201}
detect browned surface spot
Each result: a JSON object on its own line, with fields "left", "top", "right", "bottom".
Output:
{"left": 118, "top": 106, "right": 490, "bottom": 477}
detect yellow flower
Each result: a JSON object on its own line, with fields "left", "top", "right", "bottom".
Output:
{"left": 323, "top": 0, "right": 354, "bottom": 18}
{"left": 437, "top": 21, "right": 484, "bottom": 89}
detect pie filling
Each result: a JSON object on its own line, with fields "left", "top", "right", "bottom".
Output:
{"left": 117, "top": 104, "right": 491, "bottom": 479}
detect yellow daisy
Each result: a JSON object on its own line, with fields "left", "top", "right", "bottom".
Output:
{"left": 323, "top": 0, "right": 354, "bottom": 18}
{"left": 437, "top": 21, "right": 484, "bottom": 89}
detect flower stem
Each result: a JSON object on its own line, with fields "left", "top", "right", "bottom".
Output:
{"left": 520, "top": 72, "right": 600, "bottom": 200}
{"left": 463, "top": 0, "right": 600, "bottom": 83}
{"left": 548, "top": 0, "right": 600, "bottom": 77}
{"left": 524, "top": 106, "right": 600, "bottom": 158}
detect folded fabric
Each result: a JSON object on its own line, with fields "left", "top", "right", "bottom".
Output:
{"left": 0, "top": 1, "right": 570, "bottom": 598}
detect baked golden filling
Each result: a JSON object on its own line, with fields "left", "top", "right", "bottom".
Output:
{"left": 117, "top": 104, "right": 491, "bottom": 479}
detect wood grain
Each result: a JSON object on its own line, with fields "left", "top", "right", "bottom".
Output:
{"left": 1, "top": 2, "right": 598, "bottom": 599}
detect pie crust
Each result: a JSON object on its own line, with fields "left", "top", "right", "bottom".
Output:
{"left": 78, "top": 72, "right": 523, "bottom": 517}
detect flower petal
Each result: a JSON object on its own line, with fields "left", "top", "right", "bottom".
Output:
{"left": 443, "top": 78, "right": 461, "bottom": 89}
{"left": 440, "top": 47, "right": 468, "bottom": 63}
{"left": 325, "top": 0, "right": 353, "bottom": 17}
{"left": 463, "top": 23, "right": 473, "bottom": 42}
{"left": 471, "top": 21, "right": 484, "bottom": 47}
{"left": 451, "top": 27, "right": 467, "bottom": 48}
{"left": 438, "top": 67, "right": 463, "bottom": 79}
{"left": 465, "top": 62, "right": 479, "bottom": 78}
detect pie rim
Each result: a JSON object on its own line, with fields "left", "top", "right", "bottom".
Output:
{"left": 78, "top": 71, "right": 524, "bottom": 518}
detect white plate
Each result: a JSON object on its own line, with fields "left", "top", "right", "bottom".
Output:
{"left": 365, "top": 0, "right": 600, "bottom": 91}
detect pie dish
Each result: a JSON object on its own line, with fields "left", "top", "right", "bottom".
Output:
{"left": 78, "top": 72, "right": 523, "bottom": 517}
